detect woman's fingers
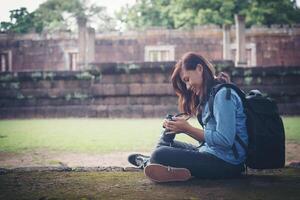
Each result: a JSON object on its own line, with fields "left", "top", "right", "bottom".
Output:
{"left": 167, "top": 120, "right": 177, "bottom": 125}
{"left": 165, "top": 121, "right": 179, "bottom": 131}
{"left": 162, "top": 119, "right": 168, "bottom": 127}
{"left": 164, "top": 118, "right": 187, "bottom": 132}
{"left": 164, "top": 120, "right": 175, "bottom": 130}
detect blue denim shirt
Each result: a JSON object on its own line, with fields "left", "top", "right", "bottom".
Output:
{"left": 199, "top": 87, "right": 248, "bottom": 165}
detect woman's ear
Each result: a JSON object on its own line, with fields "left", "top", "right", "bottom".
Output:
{"left": 196, "top": 64, "right": 203, "bottom": 73}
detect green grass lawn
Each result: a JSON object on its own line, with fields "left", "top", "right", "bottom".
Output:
{"left": 0, "top": 117, "right": 299, "bottom": 154}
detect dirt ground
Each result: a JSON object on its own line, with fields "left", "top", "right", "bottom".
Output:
{"left": 0, "top": 150, "right": 147, "bottom": 168}
{"left": 0, "top": 142, "right": 300, "bottom": 169}
{"left": 1, "top": 168, "right": 300, "bottom": 200}
{"left": 0, "top": 142, "right": 300, "bottom": 199}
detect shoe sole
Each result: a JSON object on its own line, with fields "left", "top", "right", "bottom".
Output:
{"left": 144, "top": 164, "right": 191, "bottom": 183}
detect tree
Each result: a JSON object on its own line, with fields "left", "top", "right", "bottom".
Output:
{"left": 116, "top": 0, "right": 175, "bottom": 29}
{"left": 35, "top": 0, "right": 114, "bottom": 32}
{"left": 116, "top": 0, "right": 300, "bottom": 29}
{"left": 245, "top": 0, "right": 300, "bottom": 26}
{"left": 0, "top": 7, "right": 43, "bottom": 33}
{"left": 0, "top": 0, "right": 117, "bottom": 33}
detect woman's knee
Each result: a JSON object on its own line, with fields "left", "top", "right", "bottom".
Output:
{"left": 150, "top": 146, "right": 172, "bottom": 164}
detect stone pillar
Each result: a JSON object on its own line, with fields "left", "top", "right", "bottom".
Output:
{"left": 222, "top": 24, "right": 231, "bottom": 60}
{"left": 87, "top": 27, "right": 95, "bottom": 63}
{"left": 77, "top": 17, "right": 87, "bottom": 69}
{"left": 235, "top": 14, "right": 247, "bottom": 66}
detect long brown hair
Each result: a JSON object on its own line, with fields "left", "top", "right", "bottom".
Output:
{"left": 171, "top": 52, "right": 229, "bottom": 116}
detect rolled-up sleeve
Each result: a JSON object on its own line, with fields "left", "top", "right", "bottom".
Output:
{"left": 204, "top": 88, "right": 237, "bottom": 149}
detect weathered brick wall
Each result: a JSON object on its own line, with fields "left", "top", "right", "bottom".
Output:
{"left": 1, "top": 26, "right": 300, "bottom": 72}
{"left": 0, "top": 62, "right": 299, "bottom": 118}
{"left": 252, "top": 34, "right": 300, "bottom": 67}
{"left": 95, "top": 26, "right": 300, "bottom": 66}
{"left": 95, "top": 28, "right": 223, "bottom": 63}
{"left": 0, "top": 33, "right": 77, "bottom": 71}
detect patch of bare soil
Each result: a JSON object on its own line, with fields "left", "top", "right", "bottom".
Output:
{"left": 0, "top": 169, "right": 300, "bottom": 200}
{"left": 0, "top": 141, "right": 299, "bottom": 169}
{"left": 0, "top": 150, "right": 151, "bottom": 169}
{"left": 286, "top": 141, "right": 300, "bottom": 163}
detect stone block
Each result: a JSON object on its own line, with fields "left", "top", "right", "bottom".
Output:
{"left": 115, "top": 84, "right": 129, "bottom": 95}
{"left": 128, "top": 96, "right": 159, "bottom": 105}
{"left": 143, "top": 105, "right": 155, "bottom": 117}
{"left": 141, "top": 84, "right": 155, "bottom": 94}
{"left": 91, "top": 84, "right": 116, "bottom": 96}
{"left": 96, "top": 105, "right": 108, "bottom": 117}
{"left": 101, "top": 97, "right": 127, "bottom": 105}
{"left": 129, "top": 84, "right": 142, "bottom": 95}
{"left": 154, "top": 84, "right": 174, "bottom": 95}
{"left": 129, "top": 74, "right": 142, "bottom": 83}
{"left": 90, "top": 85, "right": 104, "bottom": 96}
{"left": 119, "top": 74, "right": 132, "bottom": 83}
{"left": 153, "top": 105, "right": 178, "bottom": 118}
{"left": 160, "top": 96, "right": 177, "bottom": 105}
{"left": 101, "top": 75, "right": 117, "bottom": 84}
{"left": 153, "top": 73, "right": 169, "bottom": 83}
{"left": 107, "top": 105, "right": 144, "bottom": 118}
{"left": 102, "top": 84, "right": 116, "bottom": 96}
{"left": 107, "top": 105, "right": 124, "bottom": 118}
{"left": 51, "top": 80, "right": 65, "bottom": 89}
{"left": 37, "top": 80, "right": 52, "bottom": 89}
{"left": 128, "top": 105, "right": 144, "bottom": 118}
{"left": 141, "top": 73, "right": 154, "bottom": 83}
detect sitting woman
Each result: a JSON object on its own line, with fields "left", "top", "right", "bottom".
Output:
{"left": 128, "top": 52, "right": 248, "bottom": 182}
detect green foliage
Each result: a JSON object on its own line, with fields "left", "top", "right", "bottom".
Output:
{"left": 0, "top": 0, "right": 116, "bottom": 33}
{"left": 75, "top": 71, "right": 94, "bottom": 80}
{"left": 73, "top": 92, "right": 89, "bottom": 100}
{"left": 34, "top": 0, "right": 107, "bottom": 32}
{"left": 245, "top": 0, "right": 300, "bottom": 26}
{"left": 9, "top": 82, "right": 20, "bottom": 89}
{"left": 16, "top": 93, "right": 25, "bottom": 99}
{"left": 117, "top": 0, "right": 300, "bottom": 29}
{"left": 31, "top": 72, "right": 43, "bottom": 82}
{"left": 0, "top": 74, "right": 13, "bottom": 82}
{"left": 116, "top": 0, "right": 175, "bottom": 29}
{"left": 0, "top": 7, "right": 43, "bottom": 33}
{"left": 35, "top": 0, "right": 119, "bottom": 32}
{"left": 43, "top": 72, "right": 55, "bottom": 80}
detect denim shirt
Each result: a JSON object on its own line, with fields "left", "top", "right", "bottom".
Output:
{"left": 199, "top": 87, "right": 248, "bottom": 165}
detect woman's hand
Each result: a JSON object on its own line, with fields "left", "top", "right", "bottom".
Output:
{"left": 163, "top": 117, "right": 191, "bottom": 134}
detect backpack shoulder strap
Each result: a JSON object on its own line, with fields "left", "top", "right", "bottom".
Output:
{"left": 204, "top": 83, "right": 245, "bottom": 125}
{"left": 206, "top": 83, "right": 246, "bottom": 119}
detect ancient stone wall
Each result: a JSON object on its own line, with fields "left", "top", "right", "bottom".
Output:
{"left": 1, "top": 26, "right": 300, "bottom": 72}
{"left": 0, "top": 62, "right": 299, "bottom": 118}
{"left": 0, "top": 33, "right": 77, "bottom": 72}
{"left": 94, "top": 27, "right": 223, "bottom": 63}
{"left": 94, "top": 26, "right": 300, "bottom": 66}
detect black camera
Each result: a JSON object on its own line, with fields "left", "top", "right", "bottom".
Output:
{"left": 163, "top": 114, "right": 174, "bottom": 129}
{"left": 162, "top": 114, "right": 176, "bottom": 143}
{"left": 166, "top": 114, "right": 175, "bottom": 121}
{"left": 163, "top": 113, "right": 188, "bottom": 129}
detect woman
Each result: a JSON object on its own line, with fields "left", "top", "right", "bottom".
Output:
{"left": 128, "top": 52, "right": 248, "bottom": 182}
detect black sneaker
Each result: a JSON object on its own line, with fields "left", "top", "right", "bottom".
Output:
{"left": 128, "top": 153, "right": 150, "bottom": 169}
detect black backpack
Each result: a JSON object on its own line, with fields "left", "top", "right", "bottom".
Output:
{"left": 203, "top": 83, "right": 285, "bottom": 169}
